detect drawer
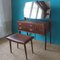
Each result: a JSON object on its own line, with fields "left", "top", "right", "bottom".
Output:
{"left": 18, "top": 21, "right": 49, "bottom": 35}
{"left": 18, "top": 26, "right": 34, "bottom": 33}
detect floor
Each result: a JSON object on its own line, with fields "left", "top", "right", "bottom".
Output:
{"left": 0, "top": 38, "right": 60, "bottom": 60}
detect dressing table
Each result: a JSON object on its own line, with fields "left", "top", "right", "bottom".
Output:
{"left": 18, "top": 20, "right": 51, "bottom": 50}
{"left": 18, "top": 1, "right": 51, "bottom": 50}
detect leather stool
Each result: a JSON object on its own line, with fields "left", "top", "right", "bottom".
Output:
{"left": 6, "top": 33, "right": 34, "bottom": 60}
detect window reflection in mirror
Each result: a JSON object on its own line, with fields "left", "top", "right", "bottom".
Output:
{"left": 24, "top": 1, "right": 50, "bottom": 19}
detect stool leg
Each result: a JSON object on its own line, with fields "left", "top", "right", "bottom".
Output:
{"left": 24, "top": 44, "right": 28, "bottom": 60}
{"left": 31, "top": 40, "right": 34, "bottom": 53}
{"left": 9, "top": 41, "right": 12, "bottom": 53}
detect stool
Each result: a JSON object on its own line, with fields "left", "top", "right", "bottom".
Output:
{"left": 6, "top": 33, "right": 34, "bottom": 60}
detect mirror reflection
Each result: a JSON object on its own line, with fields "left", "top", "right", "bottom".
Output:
{"left": 24, "top": 1, "right": 50, "bottom": 20}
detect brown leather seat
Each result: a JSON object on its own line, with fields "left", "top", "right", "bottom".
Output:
{"left": 6, "top": 33, "right": 34, "bottom": 44}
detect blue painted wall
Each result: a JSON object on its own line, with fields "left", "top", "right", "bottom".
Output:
{"left": 12, "top": 0, "right": 60, "bottom": 45}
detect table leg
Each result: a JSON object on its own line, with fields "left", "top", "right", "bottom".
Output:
{"left": 27, "top": 32, "right": 28, "bottom": 35}
{"left": 45, "top": 29, "right": 47, "bottom": 50}
{"left": 50, "top": 26, "right": 51, "bottom": 44}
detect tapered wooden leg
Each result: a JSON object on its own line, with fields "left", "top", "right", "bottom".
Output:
{"left": 49, "top": 21, "right": 51, "bottom": 44}
{"left": 24, "top": 44, "right": 28, "bottom": 60}
{"left": 9, "top": 41, "right": 12, "bottom": 53}
{"left": 44, "top": 29, "right": 47, "bottom": 50}
{"left": 45, "top": 33, "right": 47, "bottom": 50}
{"left": 50, "top": 25, "right": 51, "bottom": 44}
{"left": 31, "top": 40, "right": 34, "bottom": 53}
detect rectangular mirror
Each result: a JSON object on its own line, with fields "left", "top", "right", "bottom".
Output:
{"left": 24, "top": 1, "right": 50, "bottom": 20}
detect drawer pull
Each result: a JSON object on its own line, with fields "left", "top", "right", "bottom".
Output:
{"left": 30, "top": 25, "right": 32, "bottom": 27}
{"left": 19, "top": 27, "right": 22, "bottom": 29}
{"left": 19, "top": 23, "right": 21, "bottom": 25}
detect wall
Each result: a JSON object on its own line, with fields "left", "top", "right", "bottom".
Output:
{"left": 0, "top": 0, "right": 12, "bottom": 38}
{"left": 51, "top": 0, "right": 60, "bottom": 45}
{"left": 12, "top": 0, "right": 60, "bottom": 45}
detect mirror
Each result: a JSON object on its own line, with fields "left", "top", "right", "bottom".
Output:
{"left": 24, "top": 1, "right": 50, "bottom": 20}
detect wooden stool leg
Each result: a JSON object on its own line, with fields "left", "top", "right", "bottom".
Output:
{"left": 9, "top": 41, "right": 12, "bottom": 53}
{"left": 24, "top": 44, "right": 28, "bottom": 60}
{"left": 31, "top": 40, "right": 34, "bottom": 53}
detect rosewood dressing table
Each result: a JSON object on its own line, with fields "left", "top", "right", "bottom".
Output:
{"left": 18, "top": 0, "right": 51, "bottom": 50}
{"left": 18, "top": 20, "right": 51, "bottom": 50}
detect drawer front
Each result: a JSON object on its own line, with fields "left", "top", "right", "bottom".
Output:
{"left": 31, "top": 23, "right": 45, "bottom": 34}
{"left": 18, "top": 22, "right": 33, "bottom": 31}
{"left": 18, "top": 21, "right": 48, "bottom": 35}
